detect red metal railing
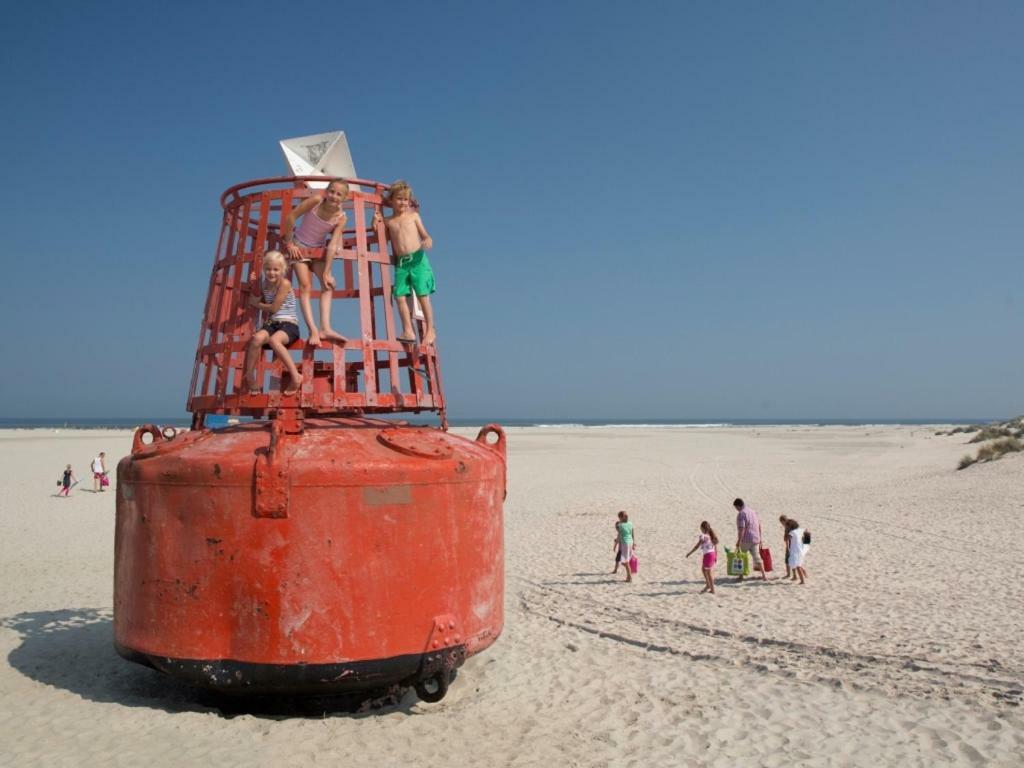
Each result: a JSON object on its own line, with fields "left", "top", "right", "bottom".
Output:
{"left": 187, "top": 177, "right": 445, "bottom": 428}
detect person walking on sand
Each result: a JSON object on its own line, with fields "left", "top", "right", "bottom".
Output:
{"left": 615, "top": 511, "right": 636, "bottom": 583}
{"left": 685, "top": 520, "right": 719, "bottom": 594}
{"left": 733, "top": 498, "right": 768, "bottom": 581}
{"left": 59, "top": 464, "right": 76, "bottom": 497}
{"left": 785, "top": 518, "right": 808, "bottom": 584}
{"left": 91, "top": 452, "right": 107, "bottom": 492}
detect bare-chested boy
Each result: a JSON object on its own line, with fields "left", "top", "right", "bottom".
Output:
{"left": 373, "top": 180, "right": 436, "bottom": 345}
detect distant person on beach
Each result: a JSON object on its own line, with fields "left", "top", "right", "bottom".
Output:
{"left": 615, "top": 511, "right": 635, "bottom": 583}
{"left": 785, "top": 518, "right": 808, "bottom": 584}
{"left": 779, "top": 514, "right": 792, "bottom": 579}
{"left": 279, "top": 179, "right": 349, "bottom": 347}
{"left": 242, "top": 251, "right": 303, "bottom": 397}
{"left": 91, "top": 452, "right": 107, "bottom": 492}
{"left": 373, "top": 180, "right": 437, "bottom": 346}
{"left": 733, "top": 498, "right": 767, "bottom": 581}
{"left": 58, "top": 464, "right": 76, "bottom": 497}
{"left": 685, "top": 520, "right": 719, "bottom": 594}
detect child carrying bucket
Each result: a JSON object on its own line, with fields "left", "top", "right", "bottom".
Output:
{"left": 685, "top": 521, "right": 719, "bottom": 594}
{"left": 615, "top": 511, "right": 636, "bottom": 583}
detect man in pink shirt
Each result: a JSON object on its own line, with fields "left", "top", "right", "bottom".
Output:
{"left": 734, "top": 498, "right": 768, "bottom": 581}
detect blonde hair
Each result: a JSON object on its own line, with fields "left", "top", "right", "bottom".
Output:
{"left": 388, "top": 179, "right": 413, "bottom": 200}
{"left": 263, "top": 250, "right": 287, "bottom": 268}
{"left": 326, "top": 178, "right": 350, "bottom": 196}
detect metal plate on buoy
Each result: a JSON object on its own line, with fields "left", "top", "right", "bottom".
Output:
{"left": 377, "top": 428, "right": 454, "bottom": 459}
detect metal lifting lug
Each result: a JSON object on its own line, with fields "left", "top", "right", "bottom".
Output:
{"left": 253, "top": 419, "right": 296, "bottom": 518}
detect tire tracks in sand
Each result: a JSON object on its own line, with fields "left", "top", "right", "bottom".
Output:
{"left": 511, "top": 575, "right": 1023, "bottom": 709}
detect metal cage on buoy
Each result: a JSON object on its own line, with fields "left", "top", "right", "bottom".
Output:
{"left": 188, "top": 176, "right": 445, "bottom": 426}
{"left": 114, "top": 176, "right": 506, "bottom": 701}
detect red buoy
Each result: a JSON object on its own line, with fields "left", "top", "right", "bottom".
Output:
{"left": 114, "top": 177, "right": 506, "bottom": 701}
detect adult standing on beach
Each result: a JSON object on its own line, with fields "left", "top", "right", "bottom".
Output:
{"left": 615, "top": 511, "right": 636, "bottom": 583}
{"left": 91, "top": 452, "right": 107, "bottom": 492}
{"left": 734, "top": 498, "right": 767, "bottom": 581}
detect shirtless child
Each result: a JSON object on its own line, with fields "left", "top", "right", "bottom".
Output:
{"left": 373, "top": 180, "right": 437, "bottom": 345}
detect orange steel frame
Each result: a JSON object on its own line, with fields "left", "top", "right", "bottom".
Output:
{"left": 187, "top": 177, "right": 445, "bottom": 429}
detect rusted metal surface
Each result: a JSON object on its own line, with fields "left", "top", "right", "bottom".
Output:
{"left": 116, "top": 176, "right": 504, "bottom": 701}
{"left": 114, "top": 419, "right": 506, "bottom": 694}
{"left": 187, "top": 176, "right": 446, "bottom": 428}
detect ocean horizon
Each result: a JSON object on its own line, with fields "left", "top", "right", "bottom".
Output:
{"left": 0, "top": 416, "right": 1001, "bottom": 430}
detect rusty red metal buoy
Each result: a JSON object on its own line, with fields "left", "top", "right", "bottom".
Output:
{"left": 114, "top": 177, "right": 506, "bottom": 700}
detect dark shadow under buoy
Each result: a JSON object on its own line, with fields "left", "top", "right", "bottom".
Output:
{"left": 0, "top": 609, "right": 421, "bottom": 718}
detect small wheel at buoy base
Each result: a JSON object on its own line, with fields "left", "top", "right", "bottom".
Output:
{"left": 414, "top": 669, "right": 452, "bottom": 703}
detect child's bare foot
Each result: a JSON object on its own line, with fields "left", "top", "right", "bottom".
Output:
{"left": 700, "top": 586, "right": 709, "bottom": 594}
{"left": 282, "top": 374, "right": 301, "bottom": 396}
{"left": 424, "top": 327, "right": 436, "bottom": 345}
{"left": 308, "top": 330, "right": 322, "bottom": 347}
{"left": 321, "top": 328, "right": 347, "bottom": 344}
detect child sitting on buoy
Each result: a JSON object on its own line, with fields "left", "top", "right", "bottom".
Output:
{"left": 242, "top": 251, "right": 303, "bottom": 396}
{"left": 374, "top": 180, "right": 437, "bottom": 346}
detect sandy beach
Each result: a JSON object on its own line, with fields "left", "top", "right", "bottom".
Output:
{"left": 1, "top": 425, "right": 1021, "bottom": 766}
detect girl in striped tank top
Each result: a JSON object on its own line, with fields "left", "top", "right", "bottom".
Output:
{"left": 242, "top": 251, "right": 303, "bottom": 396}
{"left": 279, "top": 179, "right": 350, "bottom": 348}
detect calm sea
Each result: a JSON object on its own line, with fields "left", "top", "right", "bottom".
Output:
{"left": 0, "top": 416, "right": 995, "bottom": 430}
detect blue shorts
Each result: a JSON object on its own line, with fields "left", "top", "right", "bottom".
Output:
{"left": 262, "top": 320, "right": 300, "bottom": 347}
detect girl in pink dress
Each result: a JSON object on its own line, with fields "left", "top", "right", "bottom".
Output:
{"left": 685, "top": 521, "right": 719, "bottom": 594}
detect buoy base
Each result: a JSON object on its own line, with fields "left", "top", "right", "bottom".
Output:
{"left": 116, "top": 642, "right": 467, "bottom": 698}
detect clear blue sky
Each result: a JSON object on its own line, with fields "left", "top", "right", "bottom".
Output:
{"left": 2, "top": 1, "right": 1021, "bottom": 420}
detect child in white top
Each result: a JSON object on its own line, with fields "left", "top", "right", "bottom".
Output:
{"left": 785, "top": 518, "right": 808, "bottom": 584}
{"left": 685, "top": 521, "right": 719, "bottom": 594}
{"left": 242, "top": 251, "right": 303, "bottom": 397}
{"left": 91, "top": 452, "right": 107, "bottom": 492}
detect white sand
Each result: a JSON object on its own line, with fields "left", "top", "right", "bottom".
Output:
{"left": 1, "top": 425, "right": 1021, "bottom": 766}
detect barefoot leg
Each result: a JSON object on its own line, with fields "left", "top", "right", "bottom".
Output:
{"left": 314, "top": 261, "right": 347, "bottom": 343}
{"left": 419, "top": 294, "right": 436, "bottom": 345}
{"left": 267, "top": 331, "right": 301, "bottom": 396}
{"left": 291, "top": 261, "right": 321, "bottom": 345}
{"left": 243, "top": 331, "right": 270, "bottom": 394}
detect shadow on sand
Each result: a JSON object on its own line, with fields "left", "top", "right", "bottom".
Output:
{"left": 0, "top": 608, "right": 419, "bottom": 718}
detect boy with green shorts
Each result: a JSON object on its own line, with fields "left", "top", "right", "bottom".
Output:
{"left": 374, "top": 180, "right": 437, "bottom": 346}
